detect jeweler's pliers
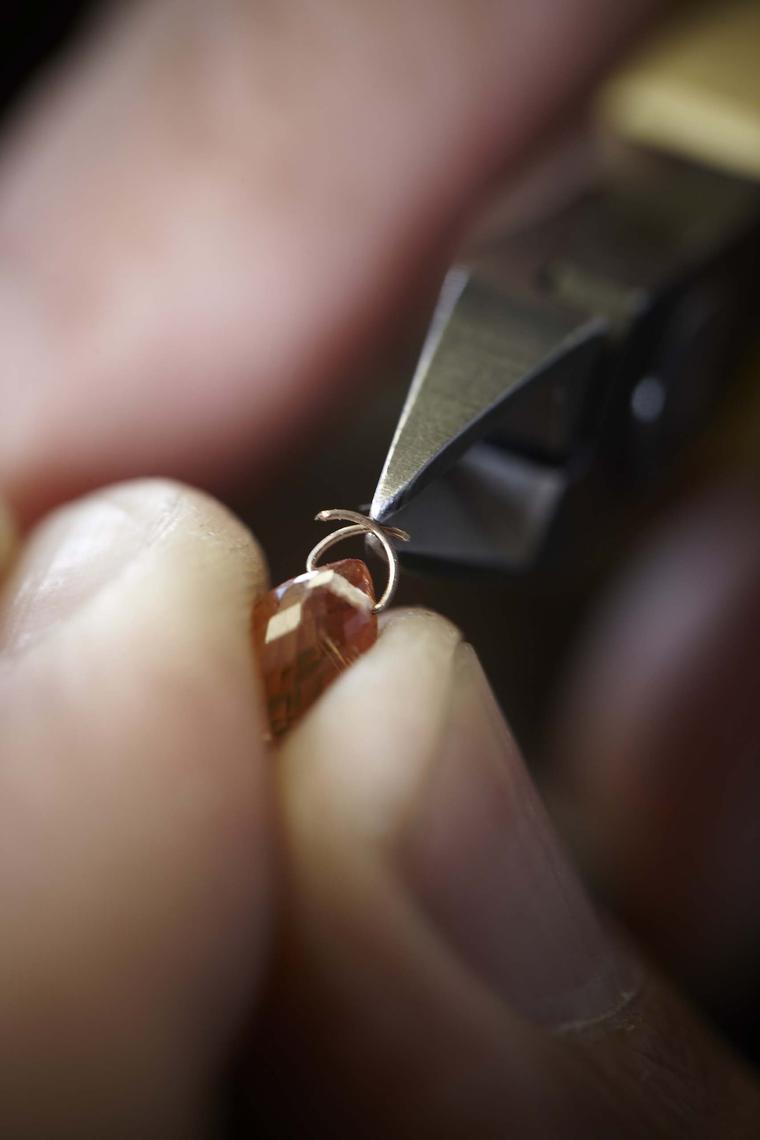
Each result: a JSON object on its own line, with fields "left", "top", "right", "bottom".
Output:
{"left": 370, "top": 0, "right": 760, "bottom": 578}
{"left": 369, "top": 146, "right": 760, "bottom": 575}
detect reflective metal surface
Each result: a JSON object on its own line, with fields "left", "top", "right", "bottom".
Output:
{"left": 371, "top": 149, "right": 760, "bottom": 574}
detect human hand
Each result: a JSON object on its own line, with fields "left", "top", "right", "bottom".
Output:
{"left": 2, "top": 2, "right": 759, "bottom": 1136}
{"left": 1, "top": 478, "right": 759, "bottom": 1137}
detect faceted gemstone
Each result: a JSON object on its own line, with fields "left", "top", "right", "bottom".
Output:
{"left": 252, "top": 558, "right": 377, "bottom": 739}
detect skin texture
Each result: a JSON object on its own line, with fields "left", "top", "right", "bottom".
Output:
{"left": 1, "top": 0, "right": 760, "bottom": 1136}
{"left": 1, "top": 479, "right": 760, "bottom": 1138}
{"left": 0, "top": 482, "right": 272, "bottom": 1137}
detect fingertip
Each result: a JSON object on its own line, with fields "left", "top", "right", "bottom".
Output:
{"left": 0, "top": 477, "right": 268, "bottom": 653}
{"left": 280, "top": 607, "right": 463, "bottom": 842}
{"left": 267, "top": 594, "right": 760, "bottom": 1140}
{"left": 0, "top": 478, "right": 273, "bottom": 1134}
{"left": 281, "top": 604, "right": 634, "bottom": 1027}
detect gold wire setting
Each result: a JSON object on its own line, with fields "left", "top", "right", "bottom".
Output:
{"left": 306, "top": 509, "right": 409, "bottom": 614}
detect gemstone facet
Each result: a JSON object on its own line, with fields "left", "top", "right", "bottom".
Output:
{"left": 252, "top": 558, "right": 377, "bottom": 739}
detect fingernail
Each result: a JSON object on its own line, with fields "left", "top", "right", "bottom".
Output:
{"left": 402, "top": 644, "right": 638, "bottom": 1028}
{"left": 286, "top": 610, "right": 637, "bottom": 1028}
{"left": 0, "top": 482, "right": 181, "bottom": 652}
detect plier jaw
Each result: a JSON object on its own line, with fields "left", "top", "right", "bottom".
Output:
{"left": 371, "top": 150, "right": 760, "bottom": 575}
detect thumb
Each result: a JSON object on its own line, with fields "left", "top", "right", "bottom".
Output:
{"left": 0, "top": 480, "right": 271, "bottom": 1138}
{"left": 259, "top": 611, "right": 760, "bottom": 1137}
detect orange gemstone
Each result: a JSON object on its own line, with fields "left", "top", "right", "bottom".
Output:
{"left": 252, "top": 558, "right": 377, "bottom": 739}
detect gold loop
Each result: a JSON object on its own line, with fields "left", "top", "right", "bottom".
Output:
{"left": 306, "top": 509, "right": 409, "bottom": 614}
